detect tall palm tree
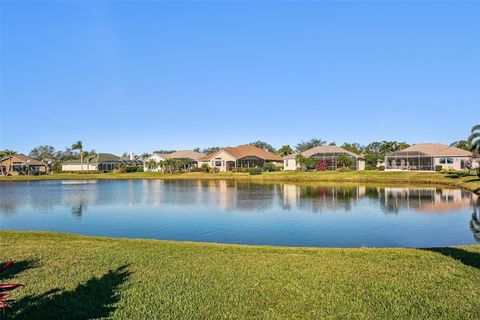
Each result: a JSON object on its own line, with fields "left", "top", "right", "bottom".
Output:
{"left": 468, "top": 124, "right": 480, "bottom": 152}
{"left": 2, "top": 150, "right": 17, "bottom": 175}
{"left": 84, "top": 150, "right": 97, "bottom": 173}
{"left": 71, "top": 141, "right": 83, "bottom": 173}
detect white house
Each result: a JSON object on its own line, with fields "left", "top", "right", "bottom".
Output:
{"left": 143, "top": 150, "right": 204, "bottom": 172}
{"left": 384, "top": 143, "right": 476, "bottom": 171}
{"left": 283, "top": 145, "right": 366, "bottom": 171}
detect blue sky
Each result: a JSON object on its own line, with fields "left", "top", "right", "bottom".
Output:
{"left": 1, "top": 1, "right": 479, "bottom": 155}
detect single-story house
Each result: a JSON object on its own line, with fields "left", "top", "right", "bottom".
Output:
{"left": 0, "top": 154, "right": 47, "bottom": 175}
{"left": 384, "top": 143, "right": 475, "bottom": 171}
{"left": 62, "top": 153, "right": 143, "bottom": 172}
{"left": 144, "top": 150, "right": 205, "bottom": 172}
{"left": 198, "top": 145, "right": 283, "bottom": 172}
{"left": 283, "top": 146, "right": 366, "bottom": 171}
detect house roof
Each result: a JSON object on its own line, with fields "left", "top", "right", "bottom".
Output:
{"left": 199, "top": 145, "right": 283, "bottom": 161}
{"left": 0, "top": 154, "right": 46, "bottom": 166}
{"left": 392, "top": 143, "right": 471, "bottom": 157}
{"left": 162, "top": 150, "right": 205, "bottom": 160}
{"left": 63, "top": 153, "right": 120, "bottom": 165}
{"left": 301, "top": 146, "right": 364, "bottom": 159}
{"left": 148, "top": 150, "right": 205, "bottom": 162}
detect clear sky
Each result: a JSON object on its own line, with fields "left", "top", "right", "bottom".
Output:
{"left": 1, "top": 1, "right": 479, "bottom": 155}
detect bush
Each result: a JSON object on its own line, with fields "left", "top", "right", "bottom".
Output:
{"left": 337, "top": 154, "right": 353, "bottom": 169}
{"left": 315, "top": 161, "right": 328, "bottom": 171}
{"left": 125, "top": 166, "right": 143, "bottom": 173}
{"left": 201, "top": 163, "right": 210, "bottom": 173}
{"left": 262, "top": 162, "right": 280, "bottom": 172}
{"left": 377, "top": 165, "right": 385, "bottom": 171}
{"left": 435, "top": 165, "right": 443, "bottom": 172}
{"left": 337, "top": 167, "right": 352, "bottom": 172}
{"left": 248, "top": 167, "right": 263, "bottom": 175}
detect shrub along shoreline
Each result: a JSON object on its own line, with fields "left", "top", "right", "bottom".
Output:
{"left": 1, "top": 231, "right": 479, "bottom": 319}
{"left": 1, "top": 170, "right": 479, "bottom": 194}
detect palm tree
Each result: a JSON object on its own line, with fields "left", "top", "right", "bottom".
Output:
{"left": 71, "top": 141, "right": 83, "bottom": 173}
{"left": 468, "top": 124, "right": 480, "bottom": 152}
{"left": 2, "top": 150, "right": 17, "bottom": 175}
{"left": 84, "top": 150, "right": 97, "bottom": 173}
{"left": 145, "top": 159, "right": 157, "bottom": 171}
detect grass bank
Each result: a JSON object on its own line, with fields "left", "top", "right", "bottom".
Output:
{"left": 1, "top": 231, "right": 479, "bottom": 319}
{"left": 1, "top": 171, "right": 479, "bottom": 194}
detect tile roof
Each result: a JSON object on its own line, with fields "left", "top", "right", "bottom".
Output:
{"left": 398, "top": 143, "right": 471, "bottom": 156}
{"left": 199, "top": 145, "right": 282, "bottom": 161}
{"left": 301, "top": 145, "right": 364, "bottom": 159}
{"left": 0, "top": 154, "right": 46, "bottom": 166}
{"left": 62, "top": 153, "right": 120, "bottom": 165}
{"left": 159, "top": 150, "right": 205, "bottom": 161}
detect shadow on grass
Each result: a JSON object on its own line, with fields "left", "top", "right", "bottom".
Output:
{"left": 0, "top": 259, "right": 39, "bottom": 280}
{"left": 9, "top": 264, "right": 131, "bottom": 320}
{"left": 423, "top": 247, "right": 480, "bottom": 270}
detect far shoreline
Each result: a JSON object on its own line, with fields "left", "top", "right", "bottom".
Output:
{"left": 1, "top": 170, "right": 479, "bottom": 195}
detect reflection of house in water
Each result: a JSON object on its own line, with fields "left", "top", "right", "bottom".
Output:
{"left": 281, "top": 185, "right": 367, "bottom": 213}
{"left": 192, "top": 180, "right": 281, "bottom": 212}
{"left": 381, "top": 187, "right": 477, "bottom": 214}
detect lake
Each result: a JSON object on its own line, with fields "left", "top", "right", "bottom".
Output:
{"left": 1, "top": 179, "right": 479, "bottom": 248}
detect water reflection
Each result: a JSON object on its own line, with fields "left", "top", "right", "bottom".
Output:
{"left": 0, "top": 180, "right": 478, "bottom": 246}
{"left": 471, "top": 198, "right": 480, "bottom": 242}
{"left": 1, "top": 180, "right": 477, "bottom": 215}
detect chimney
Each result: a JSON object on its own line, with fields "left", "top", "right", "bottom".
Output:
{"left": 129, "top": 152, "right": 135, "bottom": 160}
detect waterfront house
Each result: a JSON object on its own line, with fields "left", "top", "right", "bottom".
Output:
{"left": 198, "top": 145, "right": 283, "bottom": 172}
{"left": 62, "top": 153, "right": 143, "bottom": 172}
{"left": 283, "top": 145, "right": 366, "bottom": 171}
{"left": 143, "top": 150, "right": 205, "bottom": 172}
{"left": 384, "top": 143, "right": 474, "bottom": 171}
{"left": 0, "top": 154, "right": 47, "bottom": 175}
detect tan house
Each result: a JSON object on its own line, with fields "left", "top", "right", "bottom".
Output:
{"left": 198, "top": 145, "right": 283, "bottom": 172}
{"left": 283, "top": 145, "right": 366, "bottom": 171}
{"left": 384, "top": 143, "right": 475, "bottom": 171}
{"left": 0, "top": 154, "right": 47, "bottom": 175}
{"left": 144, "top": 150, "right": 205, "bottom": 172}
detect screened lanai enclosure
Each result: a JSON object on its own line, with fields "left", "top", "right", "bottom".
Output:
{"left": 97, "top": 159, "right": 143, "bottom": 171}
{"left": 385, "top": 151, "right": 434, "bottom": 171}
{"left": 309, "top": 152, "right": 363, "bottom": 170}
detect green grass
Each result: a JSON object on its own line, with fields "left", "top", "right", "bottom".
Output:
{"left": 1, "top": 170, "right": 479, "bottom": 194}
{"left": 1, "top": 231, "right": 480, "bottom": 319}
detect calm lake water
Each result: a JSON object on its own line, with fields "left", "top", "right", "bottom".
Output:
{"left": 1, "top": 180, "right": 479, "bottom": 248}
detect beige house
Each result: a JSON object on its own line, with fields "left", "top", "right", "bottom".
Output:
{"left": 384, "top": 143, "right": 475, "bottom": 171}
{"left": 283, "top": 145, "right": 366, "bottom": 171}
{"left": 0, "top": 154, "right": 47, "bottom": 175}
{"left": 144, "top": 150, "right": 204, "bottom": 172}
{"left": 198, "top": 145, "right": 283, "bottom": 172}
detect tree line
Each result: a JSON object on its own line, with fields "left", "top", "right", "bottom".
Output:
{"left": 1, "top": 124, "right": 479, "bottom": 171}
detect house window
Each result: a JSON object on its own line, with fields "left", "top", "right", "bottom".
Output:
{"left": 439, "top": 158, "right": 446, "bottom": 164}
{"left": 447, "top": 158, "right": 453, "bottom": 164}
{"left": 214, "top": 158, "right": 222, "bottom": 167}
{"left": 461, "top": 160, "right": 465, "bottom": 169}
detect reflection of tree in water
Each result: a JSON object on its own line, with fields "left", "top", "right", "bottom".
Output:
{"left": 0, "top": 200, "right": 17, "bottom": 214}
{"left": 471, "top": 198, "right": 480, "bottom": 243}
{"left": 71, "top": 200, "right": 86, "bottom": 218}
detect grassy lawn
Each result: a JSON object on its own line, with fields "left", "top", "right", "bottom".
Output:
{"left": 1, "top": 231, "right": 479, "bottom": 319}
{"left": 1, "top": 170, "right": 479, "bottom": 194}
